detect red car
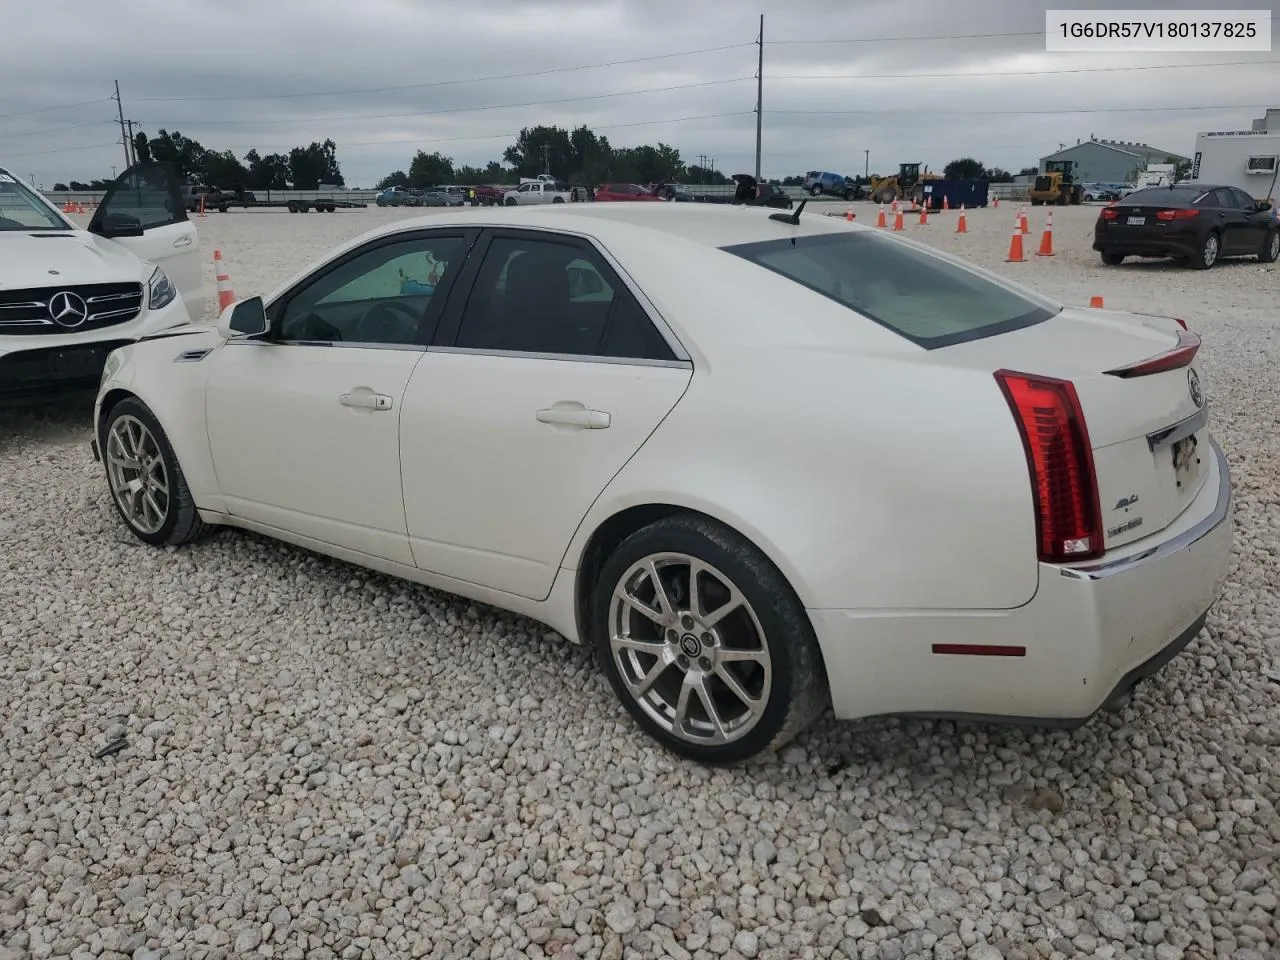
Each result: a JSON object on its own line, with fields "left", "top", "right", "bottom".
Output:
{"left": 595, "top": 183, "right": 663, "bottom": 202}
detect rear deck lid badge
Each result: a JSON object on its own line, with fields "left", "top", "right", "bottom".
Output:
{"left": 1187, "top": 368, "right": 1203, "bottom": 408}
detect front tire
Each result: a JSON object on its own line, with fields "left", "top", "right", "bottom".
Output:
{"left": 101, "top": 397, "right": 211, "bottom": 547}
{"left": 592, "top": 514, "right": 828, "bottom": 765}
{"left": 1260, "top": 228, "right": 1279, "bottom": 264}
{"left": 809, "top": 185, "right": 822, "bottom": 197}
{"left": 505, "top": 197, "right": 517, "bottom": 206}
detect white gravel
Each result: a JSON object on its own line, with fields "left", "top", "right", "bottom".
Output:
{"left": 2, "top": 204, "right": 1278, "bottom": 960}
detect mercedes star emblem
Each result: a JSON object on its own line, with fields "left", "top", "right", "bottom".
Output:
{"left": 48, "top": 290, "right": 89, "bottom": 329}
{"left": 1187, "top": 367, "right": 1204, "bottom": 408}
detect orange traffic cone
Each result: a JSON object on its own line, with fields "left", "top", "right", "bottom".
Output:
{"left": 993, "top": 196, "right": 1000, "bottom": 208}
{"left": 845, "top": 203, "right": 854, "bottom": 222}
{"left": 877, "top": 204, "right": 887, "bottom": 228}
{"left": 1036, "top": 209, "right": 1055, "bottom": 257}
{"left": 214, "top": 250, "right": 236, "bottom": 311}
{"left": 942, "top": 194, "right": 950, "bottom": 211}
{"left": 892, "top": 206, "right": 904, "bottom": 231}
{"left": 198, "top": 195, "right": 207, "bottom": 218}
{"left": 1089, "top": 296, "right": 1104, "bottom": 308}
{"left": 956, "top": 205, "right": 968, "bottom": 233}
{"left": 1020, "top": 207, "right": 1030, "bottom": 234}
{"left": 1006, "top": 218, "right": 1025, "bottom": 262}
{"left": 918, "top": 203, "right": 929, "bottom": 226}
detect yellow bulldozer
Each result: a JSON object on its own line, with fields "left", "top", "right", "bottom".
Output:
{"left": 866, "top": 163, "right": 942, "bottom": 205}
{"left": 1028, "top": 159, "right": 1084, "bottom": 206}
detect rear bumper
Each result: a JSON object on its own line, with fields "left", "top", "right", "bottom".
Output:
{"left": 1093, "top": 230, "right": 1200, "bottom": 259}
{"left": 810, "top": 438, "right": 1233, "bottom": 724}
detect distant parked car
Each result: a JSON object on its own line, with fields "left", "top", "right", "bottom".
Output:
{"left": 1094, "top": 183, "right": 1278, "bottom": 269}
{"left": 1081, "top": 183, "right": 1119, "bottom": 202}
{"left": 376, "top": 187, "right": 425, "bottom": 207}
{"left": 595, "top": 184, "right": 663, "bottom": 202}
{"left": 803, "top": 171, "right": 862, "bottom": 200}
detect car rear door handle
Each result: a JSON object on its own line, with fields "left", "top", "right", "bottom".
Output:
{"left": 536, "top": 405, "right": 610, "bottom": 429}
{"left": 340, "top": 392, "right": 393, "bottom": 411}
{"left": 172, "top": 234, "right": 193, "bottom": 247}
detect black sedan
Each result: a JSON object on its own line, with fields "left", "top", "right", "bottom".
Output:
{"left": 1094, "top": 183, "right": 1278, "bottom": 269}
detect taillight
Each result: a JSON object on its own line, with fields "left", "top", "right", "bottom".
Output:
{"left": 995, "top": 370, "right": 1104, "bottom": 564}
{"left": 1100, "top": 206, "right": 1119, "bottom": 220}
{"left": 1103, "top": 329, "right": 1200, "bottom": 378}
{"left": 1155, "top": 209, "right": 1199, "bottom": 221}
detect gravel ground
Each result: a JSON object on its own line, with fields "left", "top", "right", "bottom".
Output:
{"left": 2, "top": 204, "right": 1278, "bottom": 960}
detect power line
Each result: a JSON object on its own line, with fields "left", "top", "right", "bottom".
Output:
{"left": 135, "top": 77, "right": 754, "bottom": 126}
{"left": 772, "top": 58, "right": 1279, "bottom": 81}
{"left": 771, "top": 103, "right": 1270, "bottom": 116}
{"left": 131, "top": 43, "right": 757, "bottom": 102}
{"left": 0, "top": 97, "right": 114, "bottom": 122}
{"left": 766, "top": 29, "right": 1044, "bottom": 45}
{"left": 0, "top": 119, "right": 118, "bottom": 140}
{"left": 3, "top": 141, "right": 121, "bottom": 159}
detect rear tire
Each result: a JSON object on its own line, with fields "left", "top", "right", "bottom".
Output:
{"left": 592, "top": 514, "right": 829, "bottom": 765}
{"left": 552, "top": 197, "right": 565, "bottom": 204}
{"left": 100, "top": 396, "right": 212, "bottom": 548}
{"left": 809, "top": 185, "right": 822, "bottom": 197}
{"left": 1031, "top": 197, "right": 1043, "bottom": 207}
{"left": 1260, "top": 228, "right": 1279, "bottom": 264}
{"left": 1101, "top": 251, "right": 1125, "bottom": 266}
{"left": 1192, "top": 231, "right": 1220, "bottom": 270}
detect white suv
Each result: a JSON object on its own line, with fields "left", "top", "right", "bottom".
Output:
{"left": 0, "top": 162, "right": 210, "bottom": 403}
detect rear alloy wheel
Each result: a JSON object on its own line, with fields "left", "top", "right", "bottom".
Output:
{"left": 1260, "top": 229, "right": 1279, "bottom": 264}
{"left": 1193, "top": 231, "right": 1220, "bottom": 270}
{"left": 1101, "top": 251, "right": 1125, "bottom": 266}
{"left": 593, "top": 515, "right": 828, "bottom": 764}
{"left": 102, "top": 397, "right": 211, "bottom": 547}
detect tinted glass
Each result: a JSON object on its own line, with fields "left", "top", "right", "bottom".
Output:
{"left": 101, "top": 165, "right": 181, "bottom": 230}
{"left": 724, "top": 232, "right": 1057, "bottom": 349}
{"left": 1231, "top": 187, "right": 1259, "bottom": 209}
{"left": 455, "top": 236, "right": 674, "bottom": 361}
{"left": 1123, "top": 187, "right": 1205, "bottom": 206}
{"left": 0, "top": 172, "right": 68, "bottom": 230}
{"left": 279, "top": 235, "right": 466, "bottom": 345}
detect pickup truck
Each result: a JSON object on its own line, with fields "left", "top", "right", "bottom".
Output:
{"left": 183, "top": 184, "right": 234, "bottom": 212}
{"left": 503, "top": 180, "right": 572, "bottom": 205}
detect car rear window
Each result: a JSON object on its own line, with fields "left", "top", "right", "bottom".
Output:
{"left": 1124, "top": 187, "right": 1208, "bottom": 205}
{"left": 722, "top": 232, "right": 1058, "bottom": 349}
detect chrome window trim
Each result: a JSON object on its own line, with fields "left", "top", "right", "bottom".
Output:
{"left": 427, "top": 344, "right": 691, "bottom": 370}
{"left": 224, "top": 338, "right": 427, "bottom": 352}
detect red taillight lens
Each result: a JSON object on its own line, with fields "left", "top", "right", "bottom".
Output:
{"left": 995, "top": 370, "right": 1104, "bottom": 564}
{"left": 1155, "top": 208, "right": 1199, "bottom": 221}
{"left": 1100, "top": 206, "right": 1119, "bottom": 220}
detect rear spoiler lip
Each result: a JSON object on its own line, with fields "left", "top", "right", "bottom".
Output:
{"left": 1103, "top": 329, "right": 1200, "bottom": 378}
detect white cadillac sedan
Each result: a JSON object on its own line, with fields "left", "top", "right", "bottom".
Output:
{"left": 91, "top": 202, "right": 1232, "bottom": 764}
{"left": 1, "top": 162, "right": 210, "bottom": 403}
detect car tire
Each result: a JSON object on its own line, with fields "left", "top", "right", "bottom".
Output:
{"left": 809, "top": 185, "right": 822, "bottom": 197}
{"left": 100, "top": 396, "right": 212, "bottom": 548}
{"left": 1101, "top": 251, "right": 1125, "bottom": 266}
{"left": 591, "top": 513, "right": 829, "bottom": 765}
{"left": 505, "top": 197, "right": 517, "bottom": 206}
{"left": 1192, "top": 231, "right": 1220, "bottom": 270}
{"left": 1260, "top": 228, "right": 1279, "bottom": 264}
{"left": 1031, "top": 198, "right": 1043, "bottom": 206}
{"left": 553, "top": 197, "right": 565, "bottom": 204}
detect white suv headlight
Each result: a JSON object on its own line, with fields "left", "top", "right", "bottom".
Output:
{"left": 148, "top": 267, "right": 177, "bottom": 310}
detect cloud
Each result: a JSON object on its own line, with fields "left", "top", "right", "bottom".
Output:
{"left": 1, "top": 0, "right": 1274, "bottom": 186}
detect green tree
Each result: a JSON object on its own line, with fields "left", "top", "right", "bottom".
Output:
{"left": 943, "top": 157, "right": 986, "bottom": 180}
{"left": 133, "top": 131, "right": 152, "bottom": 164}
{"left": 983, "top": 167, "right": 1014, "bottom": 183}
{"left": 503, "top": 125, "right": 575, "bottom": 179}
{"left": 407, "top": 150, "right": 455, "bottom": 187}
{"left": 376, "top": 170, "right": 410, "bottom": 189}
{"left": 244, "top": 150, "right": 290, "bottom": 190}
{"left": 288, "top": 139, "right": 344, "bottom": 189}
{"left": 147, "top": 129, "right": 208, "bottom": 182}
{"left": 203, "top": 149, "right": 249, "bottom": 187}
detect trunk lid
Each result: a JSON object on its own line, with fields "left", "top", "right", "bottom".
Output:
{"left": 942, "top": 307, "right": 1210, "bottom": 550}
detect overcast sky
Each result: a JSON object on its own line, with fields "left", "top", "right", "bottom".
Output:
{"left": 1, "top": 0, "right": 1276, "bottom": 188}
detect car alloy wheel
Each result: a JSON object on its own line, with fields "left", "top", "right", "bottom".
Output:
{"left": 1201, "top": 233, "right": 1219, "bottom": 268}
{"left": 607, "top": 552, "right": 773, "bottom": 747}
{"left": 105, "top": 414, "right": 170, "bottom": 535}
{"left": 1267, "top": 231, "right": 1280, "bottom": 263}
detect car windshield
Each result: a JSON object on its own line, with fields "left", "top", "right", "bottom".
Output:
{"left": 0, "top": 171, "right": 70, "bottom": 230}
{"left": 723, "top": 231, "right": 1058, "bottom": 349}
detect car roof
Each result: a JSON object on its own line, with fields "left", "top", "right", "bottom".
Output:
{"left": 382, "top": 202, "right": 860, "bottom": 249}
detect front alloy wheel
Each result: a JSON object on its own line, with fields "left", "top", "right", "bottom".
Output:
{"left": 593, "top": 515, "right": 828, "bottom": 764}
{"left": 105, "top": 414, "right": 169, "bottom": 536}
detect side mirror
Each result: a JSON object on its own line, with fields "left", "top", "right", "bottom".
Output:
{"left": 216, "top": 296, "right": 269, "bottom": 339}
{"left": 95, "top": 212, "right": 145, "bottom": 238}
{"left": 1255, "top": 200, "right": 1273, "bottom": 213}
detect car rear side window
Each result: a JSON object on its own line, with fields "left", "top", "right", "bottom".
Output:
{"left": 723, "top": 232, "right": 1057, "bottom": 349}
{"left": 454, "top": 235, "right": 676, "bottom": 362}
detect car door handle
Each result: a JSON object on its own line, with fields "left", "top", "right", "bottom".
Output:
{"left": 340, "top": 392, "right": 393, "bottom": 411}
{"left": 172, "top": 234, "right": 193, "bottom": 247}
{"left": 536, "top": 405, "right": 610, "bottom": 429}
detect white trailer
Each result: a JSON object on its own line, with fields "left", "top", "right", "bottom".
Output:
{"left": 1190, "top": 129, "right": 1280, "bottom": 201}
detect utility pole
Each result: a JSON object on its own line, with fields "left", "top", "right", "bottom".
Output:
{"left": 864, "top": 150, "right": 870, "bottom": 179}
{"left": 112, "top": 81, "right": 130, "bottom": 173}
{"left": 754, "top": 14, "right": 763, "bottom": 183}
{"left": 125, "top": 120, "right": 137, "bottom": 165}
{"left": 541, "top": 143, "right": 550, "bottom": 176}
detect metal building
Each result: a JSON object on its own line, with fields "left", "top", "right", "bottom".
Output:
{"left": 1039, "top": 138, "right": 1189, "bottom": 184}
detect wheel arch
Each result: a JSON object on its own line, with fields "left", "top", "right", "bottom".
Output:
{"left": 570, "top": 499, "right": 815, "bottom": 649}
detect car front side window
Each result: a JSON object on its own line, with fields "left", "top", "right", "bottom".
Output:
{"left": 276, "top": 234, "right": 467, "bottom": 346}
